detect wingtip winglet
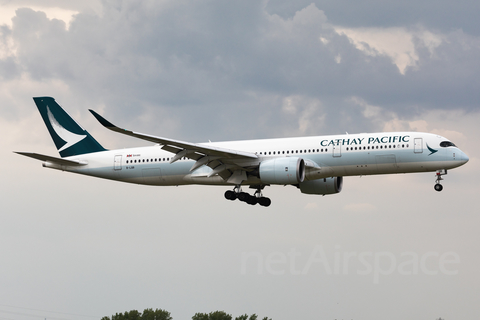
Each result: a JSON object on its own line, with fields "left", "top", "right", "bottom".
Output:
{"left": 89, "top": 109, "right": 116, "bottom": 128}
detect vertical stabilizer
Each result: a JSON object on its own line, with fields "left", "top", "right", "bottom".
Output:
{"left": 33, "top": 97, "right": 106, "bottom": 157}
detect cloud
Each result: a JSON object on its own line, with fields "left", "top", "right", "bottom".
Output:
{"left": 0, "top": 4, "right": 78, "bottom": 28}
{"left": 265, "top": 0, "right": 480, "bottom": 36}
{"left": 335, "top": 27, "right": 444, "bottom": 74}
{"left": 1, "top": 2, "right": 479, "bottom": 320}
{"left": 1, "top": 1, "right": 479, "bottom": 145}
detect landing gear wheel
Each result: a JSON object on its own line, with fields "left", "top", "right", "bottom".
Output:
{"left": 258, "top": 197, "right": 271, "bottom": 207}
{"left": 237, "top": 192, "right": 249, "bottom": 202}
{"left": 246, "top": 195, "right": 258, "bottom": 205}
{"left": 434, "top": 170, "right": 447, "bottom": 192}
{"left": 224, "top": 190, "right": 237, "bottom": 200}
{"left": 223, "top": 185, "right": 271, "bottom": 207}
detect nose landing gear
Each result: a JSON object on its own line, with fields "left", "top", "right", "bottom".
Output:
{"left": 434, "top": 169, "right": 447, "bottom": 192}
{"left": 224, "top": 185, "right": 271, "bottom": 207}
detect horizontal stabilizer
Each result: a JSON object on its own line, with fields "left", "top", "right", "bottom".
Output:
{"left": 15, "top": 152, "right": 87, "bottom": 166}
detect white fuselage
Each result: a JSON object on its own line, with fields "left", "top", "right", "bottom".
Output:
{"left": 43, "top": 132, "right": 469, "bottom": 186}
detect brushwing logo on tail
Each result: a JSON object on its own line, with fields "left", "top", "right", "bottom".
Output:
{"left": 47, "top": 106, "right": 87, "bottom": 152}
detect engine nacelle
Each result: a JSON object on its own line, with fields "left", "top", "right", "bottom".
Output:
{"left": 299, "top": 177, "right": 343, "bottom": 195}
{"left": 259, "top": 157, "right": 305, "bottom": 185}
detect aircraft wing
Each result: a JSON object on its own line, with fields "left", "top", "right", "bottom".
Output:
{"left": 89, "top": 110, "right": 259, "bottom": 181}
{"left": 15, "top": 152, "right": 88, "bottom": 166}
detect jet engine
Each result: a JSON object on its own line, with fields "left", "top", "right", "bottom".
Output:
{"left": 259, "top": 157, "right": 305, "bottom": 184}
{"left": 299, "top": 177, "right": 343, "bottom": 195}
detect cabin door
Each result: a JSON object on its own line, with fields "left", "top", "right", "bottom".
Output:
{"left": 114, "top": 155, "right": 122, "bottom": 170}
{"left": 414, "top": 138, "right": 423, "bottom": 153}
{"left": 333, "top": 144, "right": 342, "bottom": 157}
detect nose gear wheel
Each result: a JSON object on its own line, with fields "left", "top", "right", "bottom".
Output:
{"left": 434, "top": 169, "right": 447, "bottom": 192}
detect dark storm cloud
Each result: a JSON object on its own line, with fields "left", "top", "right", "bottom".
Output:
{"left": 2, "top": 1, "right": 480, "bottom": 140}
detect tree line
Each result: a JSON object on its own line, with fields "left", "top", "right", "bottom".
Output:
{"left": 101, "top": 308, "right": 272, "bottom": 320}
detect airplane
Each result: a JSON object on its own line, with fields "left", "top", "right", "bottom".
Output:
{"left": 16, "top": 97, "right": 469, "bottom": 207}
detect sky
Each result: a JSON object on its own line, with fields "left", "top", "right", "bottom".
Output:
{"left": 0, "top": 0, "right": 479, "bottom": 319}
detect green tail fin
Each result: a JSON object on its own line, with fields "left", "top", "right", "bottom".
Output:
{"left": 33, "top": 97, "right": 107, "bottom": 157}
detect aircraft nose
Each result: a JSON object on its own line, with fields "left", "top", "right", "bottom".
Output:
{"left": 459, "top": 150, "right": 469, "bottom": 164}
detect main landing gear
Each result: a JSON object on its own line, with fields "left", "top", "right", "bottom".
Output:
{"left": 434, "top": 169, "right": 447, "bottom": 192}
{"left": 224, "top": 185, "right": 271, "bottom": 207}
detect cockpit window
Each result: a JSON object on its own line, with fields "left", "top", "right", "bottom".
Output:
{"left": 440, "top": 141, "right": 456, "bottom": 147}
